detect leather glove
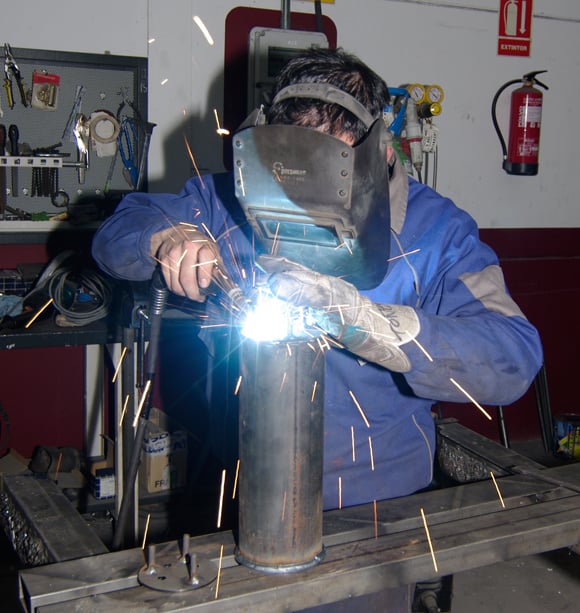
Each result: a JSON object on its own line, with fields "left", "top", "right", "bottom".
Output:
{"left": 258, "top": 255, "right": 420, "bottom": 372}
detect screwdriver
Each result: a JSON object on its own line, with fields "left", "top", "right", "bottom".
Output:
{"left": 8, "top": 124, "right": 19, "bottom": 197}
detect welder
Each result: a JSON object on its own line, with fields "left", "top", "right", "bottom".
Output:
{"left": 92, "top": 48, "right": 543, "bottom": 611}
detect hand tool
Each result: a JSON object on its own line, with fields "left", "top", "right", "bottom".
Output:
{"left": 8, "top": 124, "right": 19, "bottom": 197}
{"left": 118, "top": 117, "right": 139, "bottom": 189}
{"left": 0, "top": 124, "right": 6, "bottom": 218}
{"left": 3, "top": 44, "right": 28, "bottom": 107}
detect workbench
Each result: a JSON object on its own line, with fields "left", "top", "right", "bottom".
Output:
{"left": 17, "top": 420, "right": 580, "bottom": 612}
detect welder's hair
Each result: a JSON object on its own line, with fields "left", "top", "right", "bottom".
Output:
{"left": 268, "top": 47, "right": 389, "bottom": 143}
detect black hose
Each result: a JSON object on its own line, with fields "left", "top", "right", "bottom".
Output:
{"left": 111, "top": 269, "right": 168, "bottom": 550}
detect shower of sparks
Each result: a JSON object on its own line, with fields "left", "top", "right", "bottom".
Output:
{"left": 217, "top": 469, "right": 226, "bottom": 528}
{"left": 490, "top": 471, "right": 506, "bottom": 508}
{"left": 348, "top": 390, "right": 371, "bottom": 428}
{"left": 311, "top": 380, "right": 318, "bottom": 402}
{"left": 368, "top": 436, "right": 375, "bottom": 471}
{"left": 193, "top": 15, "right": 215, "bottom": 46}
{"left": 183, "top": 134, "right": 205, "bottom": 188}
{"left": 141, "top": 513, "right": 151, "bottom": 549}
{"left": 420, "top": 507, "right": 438, "bottom": 572}
{"left": 387, "top": 248, "right": 421, "bottom": 262}
{"left": 213, "top": 109, "right": 230, "bottom": 136}
{"left": 449, "top": 377, "right": 493, "bottom": 420}
{"left": 282, "top": 491, "right": 287, "bottom": 521}
{"left": 373, "top": 500, "right": 378, "bottom": 539}
{"left": 119, "top": 394, "right": 130, "bottom": 427}
{"left": 25, "top": 297, "right": 54, "bottom": 328}
{"left": 338, "top": 476, "right": 342, "bottom": 509}
{"left": 132, "top": 379, "right": 152, "bottom": 427}
{"left": 280, "top": 372, "right": 287, "bottom": 392}
{"left": 214, "top": 544, "right": 224, "bottom": 599}
{"left": 112, "top": 346, "right": 128, "bottom": 383}
{"left": 232, "top": 459, "right": 240, "bottom": 499}
{"left": 234, "top": 375, "right": 242, "bottom": 395}
{"left": 351, "top": 426, "right": 356, "bottom": 462}
{"left": 411, "top": 337, "right": 434, "bottom": 362}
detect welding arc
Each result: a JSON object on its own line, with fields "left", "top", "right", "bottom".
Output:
{"left": 112, "top": 269, "right": 168, "bottom": 550}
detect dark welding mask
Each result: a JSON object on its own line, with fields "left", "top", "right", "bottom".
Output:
{"left": 232, "top": 83, "right": 391, "bottom": 289}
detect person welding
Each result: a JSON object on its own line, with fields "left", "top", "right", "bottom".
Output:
{"left": 92, "top": 47, "right": 543, "bottom": 612}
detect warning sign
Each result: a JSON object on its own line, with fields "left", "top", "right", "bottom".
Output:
{"left": 498, "top": 0, "right": 533, "bottom": 57}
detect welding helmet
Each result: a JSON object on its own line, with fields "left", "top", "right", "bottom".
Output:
{"left": 232, "top": 83, "right": 391, "bottom": 289}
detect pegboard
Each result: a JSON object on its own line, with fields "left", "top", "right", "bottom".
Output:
{"left": 0, "top": 46, "right": 147, "bottom": 224}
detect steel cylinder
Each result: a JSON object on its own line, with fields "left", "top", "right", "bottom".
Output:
{"left": 235, "top": 338, "right": 325, "bottom": 573}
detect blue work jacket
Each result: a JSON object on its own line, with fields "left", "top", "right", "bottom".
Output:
{"left": 92, "top": 170, "right": 543, "bottom": 510}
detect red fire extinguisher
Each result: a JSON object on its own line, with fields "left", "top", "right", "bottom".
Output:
{"left": 491, "top": 70, "right": 548, "bottom": 176}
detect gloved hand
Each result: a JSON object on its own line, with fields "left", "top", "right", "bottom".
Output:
{"left": 257, "top": 255, "right": 420, "bottom": 372}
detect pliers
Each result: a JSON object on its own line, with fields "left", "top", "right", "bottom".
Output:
{"left": 3, "top": 44, "right": 28, "bottom": 109}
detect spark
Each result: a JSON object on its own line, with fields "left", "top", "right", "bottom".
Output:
{"left": 281, "top": 491, "right": 287, "bottom": 521}
{"left": 368, "top": 435, "right": 375, "bottom": 471}
{"left": 286, "top": 343, "right": 292, "bottom": 356}
{"left": 307, "top": 342, "right": 317, "bottom": 352}
{"left": 311, "top": 380, "right": 318, "bottom": 402}
{"left": 348, "top": 390, "right": 371, "bottom": 428}
{"left": 411, "top": 337, "right": 434, "bottom": 362}
{"left": 280, "top": 372, "right": 287, "bottom": 392}
{"left": 119, "top": 394, "right": 130, "bottom": 427}
{"left": 490, "top": 471, "right": 506, "bottom": 508}
{"left": 351, "top": 426, "right": 356, "bottom": 462}
{"left": 132, "top": 379, "right": 152, "bottom": 427}
{"left": 213, "top": 109, "right": 230, "bottom": 136}
{"left": 420, "top": 507, "right": 438, "bottom": 572}
{"left": 234, "top": 375, "right": 242, "bottom": 395}
{"left": 214, "top": 544, "right": 224, "bottom": 599}
{"left": 193, "top": 15, "right": 215, "bottom": 46}
{"left": 271, "top": 222, "right": 281, "bottom": 255}
{"left": 217, "top": 469, "right": 226, "bottom": 528}
{"left": 232, "top": 459, "right": 240, "bottom": 499}
{"left": 373, "top": 500, "right": 378, "bottom": 539}
{"left": 387, "top": 248, "right": 421, "bottom": 262}
{"left": 178, "top": 221, "right": 200, "bottom": 229}
{"left": 335, "top": 241, "right": 353, "bottom": 255}
{"left": 141, "top": 513, "right": 151, "bottom": 549}
{"left": 449, "top": 377, "right": 493, "bottom": 421}
{"left": 160, "top": 78, "right": 169, "bottom": 86}
{"left": 237, "top": 166, "right": 245, "bottom": 196}
{"left": 183, "top": 134, "right": 205, "bottom": 188}
{"left": 201, "top": 222, "right": 217, "bottom": 243}
{"left": 25, "top": 297, "right": 53, "bottom": 328}
{"left": 338, "top": 476, "right": 342, "bottom": 509}
{"left": 148, "top": 38, "right": 156, "bottom": 44}
{"left": 112, "top": 346, "right": 128, "bottom": 383}
{"left": 54, "top": 452, "right": 63, "bottom": 483}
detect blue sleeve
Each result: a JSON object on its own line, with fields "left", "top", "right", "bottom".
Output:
{"left": 92, "top": 173, "right": 243, "bottom": 281}
{"left": 380, "top": 182, "right": 543, "bottom": 406}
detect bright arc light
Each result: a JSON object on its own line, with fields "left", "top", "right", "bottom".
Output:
{"left": 241, "top": 289, "right": 309, "bottom": 342}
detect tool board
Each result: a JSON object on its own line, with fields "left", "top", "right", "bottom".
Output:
{"left": 0, "top": 46, "right": 148, "bottom": 226}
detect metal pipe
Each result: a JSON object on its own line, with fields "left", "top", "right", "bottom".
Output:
{"left": 236, "top": 338, "right": 325, "bottom": 573}
{"left": 281, "top": 0, "right": 291, "bottom": 30}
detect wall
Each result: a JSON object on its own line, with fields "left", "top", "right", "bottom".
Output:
{"left": 3, "top": 0, "right": 580, "bottom": 452}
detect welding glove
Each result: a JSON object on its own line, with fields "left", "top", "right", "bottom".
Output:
{"left": 257, "top": 255, "right": 420, "bottom": 372}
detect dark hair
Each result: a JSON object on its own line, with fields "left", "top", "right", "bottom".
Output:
{"left": 267, "top": 47, "right": 389, "bottom": 142}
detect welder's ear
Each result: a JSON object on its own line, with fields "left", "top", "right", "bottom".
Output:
{"left": 256, "top": 255, "right": 313, "bottom": 274}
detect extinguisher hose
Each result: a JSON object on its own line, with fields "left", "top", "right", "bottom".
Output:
{"left": 491, "top": 78, "right": 522, "bottom": 161}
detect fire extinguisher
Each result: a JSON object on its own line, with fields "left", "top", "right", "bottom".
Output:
{"left": 491, "top": 70, "right": 548, "bottom": 176}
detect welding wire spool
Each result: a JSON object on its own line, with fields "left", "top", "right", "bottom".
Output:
{"left": 89, "top": 111, "right": 120, "bottom": 158}
{"left": 236, "top": 338, "right": 325, "bottom": 573}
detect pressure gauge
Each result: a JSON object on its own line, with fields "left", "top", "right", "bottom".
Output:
{"left": 425, "top": 84, "right": 445, "bottom": 104}
{"left": 406, "top": 83, "right": 426, "bottom": 103}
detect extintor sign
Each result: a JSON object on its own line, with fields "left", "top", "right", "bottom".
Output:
{"left": 498, "top": 0, "right": 533, "bottom": 57}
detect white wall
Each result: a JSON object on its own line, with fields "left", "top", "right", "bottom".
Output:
{"left": 6, "top": 0, "right": 580, "bottom": 228}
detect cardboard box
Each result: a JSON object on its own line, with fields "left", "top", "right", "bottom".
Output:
{"left": 139, "top": 408, "right": 187, "bottom": 494}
